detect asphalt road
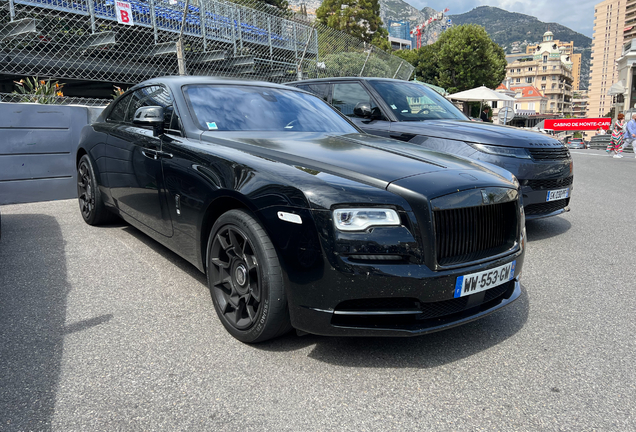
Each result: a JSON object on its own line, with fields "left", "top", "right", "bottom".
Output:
{"left": 1, "top": 149, "right": 634, "bottom": 431}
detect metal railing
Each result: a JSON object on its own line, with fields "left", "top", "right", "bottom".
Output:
{"left": 0, "top": 0, "right": 414, "bottom": 85}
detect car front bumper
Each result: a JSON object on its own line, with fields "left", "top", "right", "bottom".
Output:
{"left": 284, "top": 249, "right": 524, "bottom": 337}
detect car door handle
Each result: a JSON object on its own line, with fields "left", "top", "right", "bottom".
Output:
{"left": 156, "top": 151, "right": 173, "bottom": 159}
{"left": 142, "top": 149, "right": 158, "bottom": 160}
{"left": 142, "top": 149, "right": 173, "bottom": 159}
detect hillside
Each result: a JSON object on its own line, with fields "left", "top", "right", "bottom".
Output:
{"left": 448, "top": 7, "right": 591, "bottom": 51}
{"left": 448, "top": 6, "right": 591, "bottom": 89}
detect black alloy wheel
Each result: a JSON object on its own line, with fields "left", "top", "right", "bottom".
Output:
{"left": 210, "top": 224, "right": 261, "bottom": 330}
{"left": 77, "top": 154, "right": 113, "bottom": 225}
{"left": 207, "top": 210, "right": 291, "bottom": 342}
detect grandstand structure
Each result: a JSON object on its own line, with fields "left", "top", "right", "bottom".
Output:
{"left": 0, "top": 0, "right": 413, "bottom": 96}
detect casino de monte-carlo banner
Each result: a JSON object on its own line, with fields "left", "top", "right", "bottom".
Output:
{"left": 544, "top": 118, "right": 611, "bottom": 131}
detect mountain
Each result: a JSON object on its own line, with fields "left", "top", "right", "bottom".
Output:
{"left": 448, "top": 7, "right": 591, "bottom": 90}
{"left": 449, "top": 7, "right": 591, "bottom": 51}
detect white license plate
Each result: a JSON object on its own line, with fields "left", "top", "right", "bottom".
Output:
{"left": 454, "top": 260, "right": 516, "bottom": 298}
{"left": 546, "top": 188, "right": 569, "bottom": 202}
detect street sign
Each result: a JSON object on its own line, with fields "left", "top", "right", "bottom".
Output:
{"left": 544, "top": 118, "right": 611, "bottom": 131}
{"left": 498, "top": 107, "right": 514, "bottom": 124}
{"left": 115, "top": 1, "right": 134, "bottom": 26}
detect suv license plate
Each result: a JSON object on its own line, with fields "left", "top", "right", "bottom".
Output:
{"left": 454, "top": 261, "right": 516, "bottom": 298}
{"left": 547, "top": 188, "right": 569, "bottom": 202}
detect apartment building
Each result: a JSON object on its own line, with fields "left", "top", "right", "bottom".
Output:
{"left": 587, "top": 0, "right": 625, "bottom": 118}
{"left": 506, "top": 31, "right": 574, "bottom": 115}
{"left": 526, "top": 40, "right": 582, "bottom": 90}
{"left": 571, "top": 91, "right": 589, "bottom": 117}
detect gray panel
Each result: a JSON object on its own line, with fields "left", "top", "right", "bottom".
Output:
{"left": 0, "top": 129, "right": 75, "bottom": 154}
{"left": 0, "top": 177, "right": 76, "bottom": 205}
{"left": 0, "top": 154, "right": 74, "bottom": 181}
{"left": 0, "top": 103, "right": 104, "bottom": 204}
{"left": 0, "top": 105, "right": 72, "bottom": 129}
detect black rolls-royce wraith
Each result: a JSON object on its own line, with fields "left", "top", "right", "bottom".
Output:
{"left": 76, "top": 77, "right": 525, "bottom": 342}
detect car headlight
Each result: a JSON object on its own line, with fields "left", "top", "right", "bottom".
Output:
{"left": 333, "top": 208, "right": 400, "bottom": 232}
{"left": 511, "top": 173, "right": 520, "bottom": 189}
{"left": 470, "top": 143, "right": 531, "bottom": 159}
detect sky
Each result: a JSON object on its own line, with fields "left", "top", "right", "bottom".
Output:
{"left": 408, "top": 0, "right": 599, "bottom": 37}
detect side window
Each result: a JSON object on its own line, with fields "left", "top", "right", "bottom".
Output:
{"left": 125, "top": 86, "right": 173, "bottom": 123}
{"left": 107, "top": 94, "right": 132, "bottom": 122}
{"left": 296, "top": 83, "right": 330, "bottom": 102}
{"left": 332, "top": 83, "right": 383, "bottom": 119}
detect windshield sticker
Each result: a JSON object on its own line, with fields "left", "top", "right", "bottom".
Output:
{"left": 206, "top": 122, "right": 218, "bottom": 130}
{"left": 390, "top": 104, "right": 397, "bottom": 109}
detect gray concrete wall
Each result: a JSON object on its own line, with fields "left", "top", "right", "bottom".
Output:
{"left": 0, "top": 103, "right": 105, "bottom": 205}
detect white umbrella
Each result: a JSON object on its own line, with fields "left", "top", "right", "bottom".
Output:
{"left": 448, "top": 86, "right": 515, "bottom": 102}
{"left": 448, "top": 86, "right": 515, "bottom": 119}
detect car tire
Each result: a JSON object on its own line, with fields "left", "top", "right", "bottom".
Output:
{"left": 207, "top": 209, "right": 292, "bottom": 343}
{"left": 77, "top": 154, "right": 115, "bottom": 225}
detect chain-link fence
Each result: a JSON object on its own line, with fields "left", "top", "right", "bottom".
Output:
{"left": 0, "top": 0, "right": 414, "bottom": 87}
{"left": 0, "top": 92, "right": 109, "bottom": 105}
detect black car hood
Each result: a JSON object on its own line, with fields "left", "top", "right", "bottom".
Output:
{"left": 198, "top": 131, "right": 513, "bottom": 189}
{"left": 391, "top": 119, "right": 562, "bottom": 148}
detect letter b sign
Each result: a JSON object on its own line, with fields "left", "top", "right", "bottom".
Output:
{"left": 115, "top": 1, "right": 134, "bottom": 26}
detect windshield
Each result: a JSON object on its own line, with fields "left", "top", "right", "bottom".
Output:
{"left": 183, "top": 85, "right": 358, "bottom": 133}
{"left": 368, "top": 81, "right": 468, "bottom": 122}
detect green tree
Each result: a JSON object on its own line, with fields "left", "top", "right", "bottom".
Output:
{"left": 435, "top": 25, "right": 506, "bottom": 93}
{"left": 320, "top": 52, "right": 392, "bottom": 77}
{"left": 394, "top": 24, "right": 506, "bottom": 94}
{"left": 316, "top": 0, "right": 388, "bottom": 48}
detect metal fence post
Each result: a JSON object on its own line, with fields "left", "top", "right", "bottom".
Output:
{"left": 314, "top": 28, "right": 319, "bottom": 78}
{"left": 200, "top": 0, "right": 207, "bottom": 51}
{"left": 87, "top": 0, "right": 96, "bottom": 33}
{"left": 237, "top": 8, "right": 243, "bottom": 51}
{"left": 360, "top": 45, "right": 372, "bottom": 77}
{"left": 9, "top": 0, "right": 15, "bottom": 21}
{"left": 392, "top": 62, "right": 402, "bottom": 79}
{"left": 267, "top": 17, "right": 273, "bottom": 65}
{"left": 149, "top": 0, "right": 158, "bottom": 44}
{"left": 177, "top": 0, "right": 191, "bottom": 75}
{"left": 230, "top": 6, "right": 237, "bottom": 55}
{"left": 292, "top": 22, "right": 298, "bottom": 65}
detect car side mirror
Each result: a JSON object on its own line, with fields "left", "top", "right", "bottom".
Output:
{"left": 133, "top": 106, "right": 164, "bottom": 136}
{"left": 353, "top": 102, "right": 373, "bottom": 119}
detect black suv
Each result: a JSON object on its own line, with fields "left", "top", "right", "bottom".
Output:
{"left": 287, "top": 78, "right": 574, "bottom": 220}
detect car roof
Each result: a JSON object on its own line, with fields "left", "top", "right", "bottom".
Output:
{"left": 131, "top": 76, "right": 304, "bottom": 93}
{"left": 287, "top": 77, "right": 410, "bottom": 85}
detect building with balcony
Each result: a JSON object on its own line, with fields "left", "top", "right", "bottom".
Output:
{"left": 587, "top": 0, "right": 626, "bottom": 118}
{"left": 526, "top": 38, "right": 582, "bottom": 90}
{"left": 571, "top": 91, "right": 589, "bottom": 118}
{"left": 506, "top": 31, "right": 575, "bottom": 116}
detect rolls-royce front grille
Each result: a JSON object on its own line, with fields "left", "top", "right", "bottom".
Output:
{"left": 434, "top": 202, "right": 517, "bottom": 266}
{"left": 528, "top": 147, "right": 570, "bottom": 160}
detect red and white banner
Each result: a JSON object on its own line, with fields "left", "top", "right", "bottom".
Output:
{"left": 544, "top": 118, "right": 611, "bottom": 131}
{"left": 115, "top": 1, "right": 134, "bottom": 26}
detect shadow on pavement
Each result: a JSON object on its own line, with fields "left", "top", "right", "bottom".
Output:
{"left": 0, "top": 214, "right": 67, "bottom": 431}
{"left": 526, "top": 216, "right": 571, "bottom": 242}
{"left": 119, "top": 225, "right": 208, "bottom": 285}
{"left": 259, "top": 286, "right": 529, "bottom": 368}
